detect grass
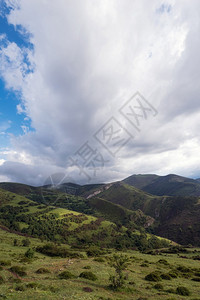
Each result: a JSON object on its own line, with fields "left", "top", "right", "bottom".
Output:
{"left": 0, "top": 229, "right": 200, "bottom": 299}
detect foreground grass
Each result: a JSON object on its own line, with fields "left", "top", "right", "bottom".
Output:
{"left": 0, "top": 229, "right": 200, "bottom": 300}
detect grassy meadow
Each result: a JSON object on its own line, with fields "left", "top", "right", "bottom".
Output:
{"left": 0, "top": 228, "right": 199, "bottom": 300}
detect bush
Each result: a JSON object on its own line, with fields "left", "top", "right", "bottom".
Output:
{"left": 83, "top": 266, "right": 91, "bottom": 269}
{"left": 86, "top": 246, "right": 103, "bottom": 257}
{"left": 177, "top": 266, "right": 191, "bottom": 273}
{"left": 0, "top": 276, "right": 4, "bottom": 284}
{"left": 79, "top": 271, "right": 97, "bottom": 281}
{"left": 36, "top": 243, "right": 79, "bottom": 258}
{"left": 94, "top": 257, "right": 104, "bottom": 262}
{"left": 25, "top": 248, "right": 35, "bottom": 259}
{"left": 58, "top": 271, "right": 74, "bottom": 279}
{"left": 176, "top": 286, "right": 190, "bottom": 296}
{"left": 145, "top": 272, "right": 161, "bottom": 282}
{"left": 22, "top": 239, "right": 31, "bottom": 247}
{"left": 26, "top": 282, "right": 39, "bottom": 289}
{"left": 10, "top": 266, "right": 27, "bottom": 277}
{"left": 15, "top": 285, "right": 26, "bottom": 291}
{"left": 108, "top": 254, "right": 129, "bottom": 290}
{"left": 36, "top": 268, "right": 50, "bottom": 274}
{"left": 153, "top": 283, "right": 163, "bottom": 290}
{"left": 157, "top": 259, "right": 169, "bottom": 265}
{"left": 0, "top": 260, "right": 11, "bottom": 266}
{"left": 82, "top": 287, "right": 93, "bottom": 292}
{"left": 161, "top": 273, "right": 171, "bottom": 280}
{"left": 13, "top": 239, "right": 19, "bottom": 246}
{"left": 192, "top": 277, "right": 200, "bottom": 282}
{"left": 168, "top": 271, "right": 178, "bottom": 278}
{"left": 140, "top": 263, "right": 149, "bottom": 267}
{"left": 166, "top": 288, "right": 175, "bottom": 294}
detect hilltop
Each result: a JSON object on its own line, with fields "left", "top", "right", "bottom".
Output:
{"left": 123, "top": 173, "right": 200, "bottom": 196}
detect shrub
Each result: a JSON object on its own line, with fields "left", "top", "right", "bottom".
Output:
{"left": 0, "top": 276, "right": 4, "bottom": 284}
{"left": 94, "top": 257, "right": 104, "bottom": 262}
{"left": 83, "top": 266, "right": 91, "bottom": 270}
{"left": 192, "top": 277, "right": 200, "bottom": 282}
{"left": 168, "top": 271, "right": 178, "bottom": 278}
{"left": 0, "top": 260, "right": 11, "bottom": 266}
{"left": 36, "top": 243, "right": 79, "bottom": 258}
{"left": 13, "top": 239, "right": 19, "bottom": 246}
{"left": 82, "top": 287, "right": 93, "bottom": 292}
{"left": 161, "top": 273, "right": 171, "bottom": 280}
{"left": 22, "top": 239, "right": 31, "bottom": 247}
{"left": 86, "top": 246, "right": 103, "bottom": 257}
{"left": 25, "top": 248, "right": 35, "bottom": 259}
{"left": 176, "top": 286, "right": 190, "bottom": 296}
{"left": 153, "top": 283, "right": 163, "bottom": 290}
{"left": 166, "top": 288, "right": 175, "bottom": 294}
{"left": 157, "top": 259, "right": 169, "bottom": 265}
{"left": 58, "top": 271, "right": 74, "bottom": 279}
{"left": 108, "top": 254, "right": 129, "bottom": 290}
{"left": 10, "top": 266, "right": 27, "bottom": 277}
{"left": 36, "top": 268, "right": 50, "bottom": 274}
{"left": 26, "top": 282, "right": 39, "bottom": 289}
{"left": 177, "top": 265, "right": 191, "bottom": 273}
{"left": 79, "top": 271, "right": 97, "bottom": 281}
{"left": 145, "top": 272, "right": 161, "bottom": 282}
{"left": 12, "top": 278, "right": 22, "bottom": 283}
{"left": 15, "top": 285, "right": 26, "bottom": 291}
{"left": 140, "top": 263, "right": 149, "bottom": 267}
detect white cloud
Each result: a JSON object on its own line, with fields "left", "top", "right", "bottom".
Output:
{"left": 0, "top": 120, "right": 12, "bottom": 133}
{"left": 0, "top": 0, "right": 200, "bottom": 185}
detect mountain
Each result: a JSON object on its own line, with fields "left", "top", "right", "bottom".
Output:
{"left": 1, "top": 176, "right": 200, "bottom": 247}
{"left": 88, "top": 181, "right": 200, "bottom": 246}
{"left": 123, "top": 173, "right": 200, "bottom": 196}
{"left": 152, "top": 195, "right": 200, "bottom": 246}
{"left": 123, "top": 174, "right": 159, "bottom": 189}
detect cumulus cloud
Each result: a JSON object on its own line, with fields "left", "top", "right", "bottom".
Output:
{"left": 0, "top": 0, "right": 200, "bottom": 185}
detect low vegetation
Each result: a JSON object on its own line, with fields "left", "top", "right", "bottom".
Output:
{"left": 0, "top": 228, "right": 199, "bottom": 299}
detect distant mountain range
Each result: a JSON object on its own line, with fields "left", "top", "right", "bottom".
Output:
{"left": 123, "top": 173, "right": 200, "bottom": 196}
{"left": 0, "top": 173, "right": 200, "bottom": 246}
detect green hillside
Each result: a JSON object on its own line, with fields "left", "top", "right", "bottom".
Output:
{"left": 88, "top": 182, "right": 200, "bottom": 247}
{"left": 95, "top": 182, "right": 159, "bottom": 212}
{"left": 1, "top": 179, "right": 200, "bottom": 247}
{"left": 0, "top": 228, "right": 199, "bottom": 300}
{"left": 123, "top": 174, "right": 200, "bottom": 196}
{"left": 0, "top": 188, "right": 170, "bottom": 251}
{"left": 0, "top": 182, "right": 154, "bottom": 231}
{"left": 123, "top": 174, "right": 159, "bottom": 189}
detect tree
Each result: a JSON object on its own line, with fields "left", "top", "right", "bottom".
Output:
{"left": 108, "top": 254, "right": 129, "bottom": 290}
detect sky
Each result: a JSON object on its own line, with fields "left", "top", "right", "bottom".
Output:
{"left": 0, "top": 0, "right": 200, "bottom": 186}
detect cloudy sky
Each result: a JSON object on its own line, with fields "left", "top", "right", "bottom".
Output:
{"left": 0, "top": 0, "right": 200, "bottom": 186}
